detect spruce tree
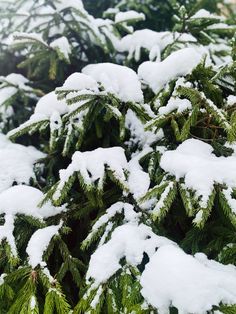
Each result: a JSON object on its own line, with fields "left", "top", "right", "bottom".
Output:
{"left": 0, "top": 0, "right": 236, "bottom": 313}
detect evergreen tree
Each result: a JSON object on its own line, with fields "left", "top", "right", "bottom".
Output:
{"left": 0, "top": 0, "right": 236, "bottom": 313}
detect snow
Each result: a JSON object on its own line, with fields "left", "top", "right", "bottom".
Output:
{"left": 26, "top": 222, "right": 62, "bottom": 268}
{"left": 222, "top": 187, "right": 236, "bottom": 214}
{"left": 56, "top": 0, "right": 85, "bottom": 12}
{"left": 0, "top": 273, "right": 6, "bottom": 285}
{"left": 138, "top": 47, "right": 205, "bottom": 93}
{"left": 53, "top": 147, "right": 128, "bottom": 201}
{"left": 91, "top": 202, "right": 137, "bottom": 232}
{"left": 59, "top": 72, "right": 98, "bottom": 92}
{"left": 87, "top": 220, "right": 236, "bottom": 312}
{"left": 0, "top": 73, "right": 29, "bottom": 89}
{"left": 0, "top": 86, "right": 17, "bottom": 107}
{"left": 160, "top": 139, "right": 236, "bottom": 207}
{"left": 30, "top": 296, "right": 36, "bottom": 310}
{"left": 190, "top": 9, "right": 222, "bottom": 20}
{"left": 0, "top": 73, "right": 32, "bottom": 109}
{"left": 34, "top": 91, "right": 68, "bottom": 117}
{"left": 128, "top": 148, "right": 152, "bottom": 200}
{"left": 0, "top": 134, "right": 45, "bottom": 192}
{"left": 0, "top": 185, "right": 65, "bottom": 219}
{"left": 86, "top": 223, "right": 173, "bottom": 284}
{"left": 0, "top": 185, "right": 65, "bottom": 256}
{"left": 115, "top": 11, "right": 145, "bottom": 23}
{"left": 158, "top": 97, "right": 192, "bottom": 115}
{"left": 82, "top": 63, "right": 143, "bottom": 103}
{"left": 227, "top": 95, "right": 236, "bottom": 107}
{"left": 13, "top": 31, "right": 47, "bottom": 46}
{"left": 118, "top": 29, "right": 197, "bottom": 61}
{"left": 125, "top": 109, "right": 163, "bottom": 148}
{"left": 141, "top": 245, "right": 236, "bottom": 314}
{"left": 50, "top": 36, "right": 71, "bottom": 61}
{"left": 7, "top": 92, "right": 68, "bottom": 139}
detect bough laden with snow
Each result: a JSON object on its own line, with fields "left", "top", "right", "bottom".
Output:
{"left": 0, "top": 0, "right": 236, "bottom": 313}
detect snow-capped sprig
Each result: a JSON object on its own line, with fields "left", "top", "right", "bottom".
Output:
{"left": 0, "top": 185, "right": 66, "bottom": 262}
{"left": 0, "top": 73, "right": 37, "bottom": 131}
{"left": 156, "top": 139, "right": 236, "bottom": 228}
{"left": 7, "top": 91, "right": 68, "bottom": 151}
{"left": 50, "top": 147, "right": 128, "bottom": 206}
{"left": 117, "top": 29, "right": 197, "bottom": 62}
{"left": 77, "top": 219, "right": 236, "bottom": 314}
{"left": 145, "top": 63, "right": 236, "bottom": 143}
{"left": 81, "top": 202, "right": 140, "bottom": 250}
{"left": 8, "top": 64, "right": 152, "bottom": 156}
{"left": 76, "top": 222, "right": 173, "bottom": 314}
{"left": 173, "top": 7, "right": 235, "bottom": 53}
{"left": 11, "top": 33, "right": 72, "bottom": 79}
{"left": 0, "top": 134, "right": 45, "bottom": 193}
{"left": 139, "top": 175, "right": 177, "bottom": 221}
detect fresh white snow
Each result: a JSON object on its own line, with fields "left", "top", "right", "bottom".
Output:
{"left": 0, "top": 134, "right": 45, "bottom": 192}
{"left": 82, "top": 63, "right": 144, "bottom": 103}
{"left": 53, "top": 146, "right": 128, "bottom": 201}
{"left": 160, "top": 139, "right": 236, "bottom": 207}
{"left": 138, "top": 47, "right": 206, "bottom": 93}
{"left": 141, "top": 245, "right": 236, "bottom": 314}
{"left": 115, "top": 11, "right": 145, "bottom": 23}
{"left": 60, "top": 72, "right": 98, "bottom": 91}
{"left": 158, "top": 97, "right": 192, "bottom": 115}
{"left": 86, "top": 223, "right": 173, "bottom": 284}
{"left": 26, "top": 222, "right": 62, "bottom": 268}
{"left": 0, "top": 185, "right": 66, "bottom": 256}
{"left": 34, "top": 91, "right": 68, "bottom": 117}
{"left": 50, "top": 36, "right": 71, "bottom": 61}
{"left": 118, "top": 29, "right": 197, "bottom": 61}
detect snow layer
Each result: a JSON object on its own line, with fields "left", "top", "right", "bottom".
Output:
{"left": 0, "top": 185, "right": 65, "bottom": 219}
{"left": 82, "top": 63, "right": 143, "bottom": 103}
{"left": 118, "top": 29, "right": 197, "bottom": 61}
{"left": 0, "top": 73, "right": 32, "bottom": 108}
{"left": 0, "top": 185, "right": 65, "bottom": 256}
{"left": 0, "top": 73, "right": 30, "bottom": 89}
{"left": 158, "top": 97, "right": 192, "bottom": 115}
{"left": 86, "top": 223, "right": 173, "bottom": 284}
{"left": 60, "top": 73, "right": 98, "bottom": 91}
{"left": 160, "top": 139, "right": 236, "bottom": 206}
{"left": 56, "top": 0, "right": 85, "bottom": 12}
{"left": 115, "top": 11, "right": 145, "bottom": 23}
{"left": 26, "top": 222, "right": 62, "bottom": 268}
{"left": 50, "top": 36, "right": 71, "bottom": 61}
{"left": 128, "top": 148, "right": 152, "bottom": 200}
{"left": 0, "top": 86, "right": 17, "bottom": 107}
{"left": 190, "top": 8, "right": 222, "bottom": 20}
{"left": 53, "top": 146, "right": 128, "bottom": 201}
{"left": 138, "top": 47, "right": 205, "bottom": 93}
{"left": 0, "top": 134, "right": 44, "bottom": 192}
{"left": 34, "top": 91, "right": 68, "bottom": 117}
{"left": 125, "top": 109, "right": 163, "bottom": 148}
{"left": 87, "top": 220, "right": 236, "bottom": 313}
{"left": 141, "top": 245, "right": 236, "bottom": 314}
{"left": 227, "top": 95, "right": 236, "bottom": 107}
